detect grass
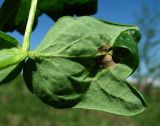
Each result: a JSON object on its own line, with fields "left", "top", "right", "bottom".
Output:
{"left": 0, "top": 76, "right": 160, "bottom": 126}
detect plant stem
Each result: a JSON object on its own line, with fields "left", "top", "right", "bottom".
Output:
{"left": 22, "top": 0, "right": 38, "bottom": 51}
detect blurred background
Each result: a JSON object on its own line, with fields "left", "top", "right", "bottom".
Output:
{"left": 0, "top": 0, "right": 160, "bottom": 126}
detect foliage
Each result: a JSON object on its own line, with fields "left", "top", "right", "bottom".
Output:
{"left": 0, "top": 0, "right": 97, "bottom": 34}
{"left": 0, "top": 32, "right": 25, "bottom": 84}
{"left": 0, "top": 0, "right": 146, "bottom": 116}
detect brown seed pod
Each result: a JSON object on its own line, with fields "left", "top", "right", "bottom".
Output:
{"left": 101, "top": 54, "right": 115, "bottom": 68}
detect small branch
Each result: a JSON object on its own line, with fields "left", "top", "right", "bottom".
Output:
{"left": 22, "top": 0, "right": 38, "bottom": 51}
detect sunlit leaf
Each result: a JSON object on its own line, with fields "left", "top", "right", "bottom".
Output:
{"left": 74, "top": 69, "right": 146, "bottom": 116}
{"left": 23, "top": 16, "right": 145, "bottom": 115}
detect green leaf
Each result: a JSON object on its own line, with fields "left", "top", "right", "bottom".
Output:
{"left": 111, "top": 29, "right": 140, "bottom": 80}
{"left": 38, "top": 0, "right": 97, "bottom": 20}
{"left": 0, "top": 0, "right": 97, "bottom": 34}
{"left": 23, "top": 57, "right": 91, "bottom": 108}
{"left": 0, "top": 32, "right": 26, "bottom": 84}
{"left": 35, "top": 16, "right": 137, "bottom": 56}
{"left": 35, "top": 16, "right": 140, "bottom": 79}
{"left": 0, "top": 0, "right": 41, "bottom": 34}
{"left": 74, "top": 69, "right": 146, "bottom": 116}
{"left": 0, "top": 31, "right": 19, "bottom": 48}
{"left": 0, "top": 61, "right": 24, "bottom": 84}
{"left": 24, "top": 16, "right": 145, "bottom": 115}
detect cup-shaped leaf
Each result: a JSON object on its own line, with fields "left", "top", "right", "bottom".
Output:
{"left": 111, "top": 29, "right": 140, "bottom": 80}
{"left": 24, "top": 16, "right": 145, "bottom": 115}
{"left": 0, "top": 32, "right": 26, "bottom": 84}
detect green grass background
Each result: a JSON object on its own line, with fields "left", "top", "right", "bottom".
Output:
{"left": 0, "top": 76, "right": 160, "bottom": 126}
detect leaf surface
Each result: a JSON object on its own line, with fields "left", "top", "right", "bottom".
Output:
{"left": 74, "top": 69, "right": 146, "bottom": 116}
{"left": 36, "top": 16, "right": 137, "bottom": 57}
{"left": 0, "top": 32, "right": 26, "bottom": 84}
{"left": 24, "top": 16, "right": 145, "bottom": 115}
{"left": 23, "top": 57, "right": 90, "bottom": 108}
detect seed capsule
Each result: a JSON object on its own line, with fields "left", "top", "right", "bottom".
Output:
{"left": 101, "top": 54, "right": 115, "bottom": 68}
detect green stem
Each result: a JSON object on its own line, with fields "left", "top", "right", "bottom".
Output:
{"left": 22, "top": 0, "right": 38, "bottom": 51}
